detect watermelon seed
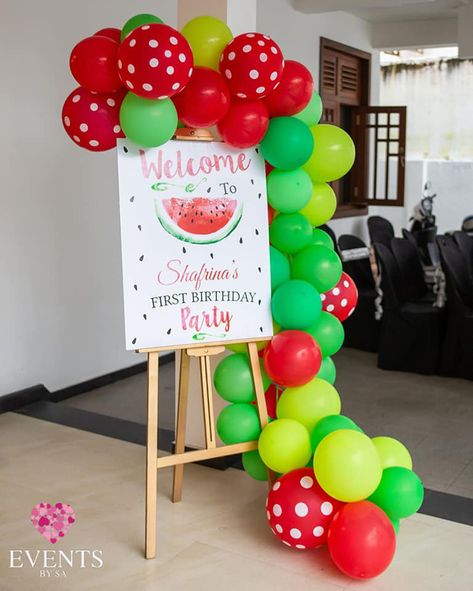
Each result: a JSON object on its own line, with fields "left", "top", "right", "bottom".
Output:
{"left": 255, "top": 148, "right": 259, "bottom": 153}
{"left": 210, "top": 253, "right": 214, "bottom": 259}
{"left": 207, "top": 187, "right": 211, "bottom": 193}
{"left": 258, "top": 193, "right": 261, "bottom": 199}
{"left": 133, "top": 284, "right": 138, "bottom": 291}
{"left": 251, "top": 179, "right": 254, "bottom": 184}
{"left": 143, "top": 314, "right": 147, "bottom": 320}
{"left": 259, "top": 326, "right": 263, "bottom": 332}
{"left": 132, "top": 337, "right": 137, "bottom": 344}
{"left": 167, "top": 328, "right": 172, "bottom": 335}
{"left": 183, "top": 247, "right": 186, "bottom": 253}
{"left": 138, "top": 224, "right": 142, "bottom": 231}
{"left": 130, "top": 196, "right": 135, "bottom": 202}
{"left": 258, "top": 299, "right": 261, "bottom": 305}
{"left": 255, "top": 229, "right": 259, "bottom": 235}
{"left": 139, "top": 255, "right": 144, "bottom": 262}
{"left": 210, "top": 219, "right": 213, "bottom": 224}
{"left": 123, "top": 146, "right": 128, "bottom": 153}
{"left": 258, "top": 267, "right": 261, "bottom": 272}
{"left": 239, "top": 237, "right": 243, "bottom": 244}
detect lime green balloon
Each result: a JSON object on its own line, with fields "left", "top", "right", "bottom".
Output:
{"left": 267, "top": 168, "right": 313, "bottom": 213}
{"left": 293, "top": 91, "right": 323, "bottom": 127}
{"left": 310, "top": 414, "right": 362, "bottom": 453}
{"left": 369, "top": 467, "right": 424, "bottom": 519}
{"left": 292, "top": 244, "right": 342, "bottom": 293}
{"left": 316, "top": 356, "right": 336, "bottom": 384}
{"left": 305, "top": 311, "right": 345, "bottom": 357}
{"left": 217, "top": 403, "right": 261, "bottom": 444}
{"left": 242, "top": 450, "right": 268, "bottom": 481}
{"left": 303, "top": 124, "right": 355, "bottom": 182}
{"left": 299, "top": 183, "right": 337, "bottom": 226}
{"left": 314, "top": 430, "right": 382, "bottom": 502}
{"left": 271, "top": 279, "right": 321, "bottom": 329}
{"left": 390, "top": 516, "right": 400, "bottom": 535}
{"left": 121, "top": 14, "right": 164, "bottom": 41}
{"left": 269, "top": 246, "right": 291, "bottom": 291}
{"left": 261, "top": 117, "right": 314, "bottom": 170}
{"left": 258, "top": 418, "right": 312, "bottom": 473}
{"left": 277, "top": 377, "right": 341, "bottom": 432}
{"left": 120, "top": 93, "right": 177, "bottom": 148}
{"left": 269, "top": 213, "right": 312, "bottom": 254}
{"left": 311, "top": 228, "right": 334, "bottom": 249}
{"left": 372, "top": 436, "right": 413, "bottom": 470}
{"left": 181, "top": 16, "right": 232, "bottom": 70}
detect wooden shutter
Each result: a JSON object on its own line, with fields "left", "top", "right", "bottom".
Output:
{"left": 321, "top": 50, "right": 337, "bottom": 97}
{"left": 338, "top": 55, "right": 360, "bottom": 104}
{"left": 351, "top": 106, "right": 406, "bottom": 206}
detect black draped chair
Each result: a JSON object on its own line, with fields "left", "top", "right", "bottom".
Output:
{"left": 338, "top": 234, "right": 379, "bottom": 352}
{"left": 453, "top": 231, "right": 473, "bottom": 279}
{"left": 368, "top": 216, "right": 395, "bottom": 248}
{"left": 374, "top": 242, "right": 442, "bottom": 375}
{"left": 319, "top": 224, "right": 338, "bottom": 254}
{"left": 391, "top": 237, "right": 434, "bottom": 303}
{"left": 437, "top": 235, "right": 473, "bottom": 380}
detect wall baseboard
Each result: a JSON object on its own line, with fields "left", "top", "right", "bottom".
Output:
{"left": 1, "top": 353, "right": 174, "bottom": 412}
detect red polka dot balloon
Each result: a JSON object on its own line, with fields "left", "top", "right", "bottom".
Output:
{"left": 219, "top": 32, "right": 284, "bottom": 100}
{"left": 266, "top": 468, "right": 343, "bottom": 550}
{"left": 62, "top": 86, "right": 126, "bottom": 152}
{"left": 117, "top": 24, "right": 193, "bottom": 99}
{"left": 321, "top": 272, "right": 358, "bottom": 322}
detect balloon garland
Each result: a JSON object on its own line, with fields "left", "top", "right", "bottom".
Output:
{"left": 62, "top": 13, "right": 424, "bottom": 580}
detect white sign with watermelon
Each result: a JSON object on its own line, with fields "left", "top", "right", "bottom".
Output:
{"left": 117, "top": 138, "right": 273, "bottom": 350}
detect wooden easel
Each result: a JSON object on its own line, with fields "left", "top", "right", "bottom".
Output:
{"left": 139, "top": 128, "right": 272, "bottom": 560}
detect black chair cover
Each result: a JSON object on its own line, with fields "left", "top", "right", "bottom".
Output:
{"left": 453, "top": 231, "right": 473, "bottom": 279}
{"left": 391, "top": 238, "right": 433, "bottom": 302}
{"left": 368, "top": 216, "right": 395, "bottom": 248}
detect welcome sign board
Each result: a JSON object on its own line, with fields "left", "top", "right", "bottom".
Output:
{"left": 117, "top": 139, "right": 273, "bottom": 350}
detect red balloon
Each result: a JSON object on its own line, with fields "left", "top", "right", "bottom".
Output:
{"left": 263, "top": 330, "right": 321, "bottom": 387}
{"left": 328, "top": 501, "right": 396, "bottom": 579}
{"left": 267, "top": 204, "right": 276, "bottom": 225}
{"left": 217, "top": 100, "right": 269, "bottom": 148}
{"left": 219, "top": 32, "right": 284, "bottom": 100}
{"left": 321, "top": 272, "right": 358, "bottom": 322}
{"left": 117, "top": 24, "right": 193, "bottom": 99}
{"left": 250, "top": 383, "right": 282, "bottom": 419}
{"left": 62, "top": 86, "right": 126, "bottom": 151}
{"left": 264, "top": 60, "right": 314, "bottom": 117}
{"left": 94, "top": 27, "right": 121, "bottom": 43}
{"left": 265, "top": 161, "right": 274, "bottom": 176}
{"left": 70, "top": 35, "right": 122, "bottom": 93}
{"left": 267, "top": 468, "right": 343, "bottom": 549}
{"left": 173, "top": 67, "right": 230, "bottom": 127}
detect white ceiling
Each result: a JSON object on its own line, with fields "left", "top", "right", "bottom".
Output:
{"left": 293, "top": 0, "right": 470, "bottom": 22}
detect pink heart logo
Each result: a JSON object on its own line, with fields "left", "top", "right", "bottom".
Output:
{"left": 31, "top": 502, "right": 76, "bottom": 544}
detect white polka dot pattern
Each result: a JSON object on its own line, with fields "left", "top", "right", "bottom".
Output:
{"left": 321, "top": 272, "right": 358, "bottom": 322}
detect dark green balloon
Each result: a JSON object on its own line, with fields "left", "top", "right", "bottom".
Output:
{"left": 217, "top": 403, "right": 261, "bottom": 444}
{"left": 121, "top": 14, "right": 164, "bottom": 41}
{"left": 120, "top": 93, "right": 177, "bottom": 148}
{"left": 292, "top": 244, "right": 343, "bottom": 293}
{"left": 269, "top": 213, "right": 313, "bottom": 254}
{"left": 269, "top": 246, "right": 291, "bottom": 291}
{"left": 305, "top": 311, "right": 345, "bottom": 357}
{"left": 271, "top": 279, "right": 321, "bottom": 329}
{"left": 311, "top": 228, "right": 334, "bottom": 249}
{"left": 368, "top": 467, "right": 424, "bottom": 519}
{"left": 310, "top": 414, "right": 362, "bottom": 453}
{"left": 214, "top": 353, "right": 270, "bottom": 402}
{"left": 261, "top": 117, "right": 314, "bottom": 170}
{"left": 267, "top": 168, "right": 313, "bottom": 213}
{"left": 316, "top": 356, "right": 336, "bottom": 384}
{"left": 242, "top": 450, "right": 268, "bottom": 481}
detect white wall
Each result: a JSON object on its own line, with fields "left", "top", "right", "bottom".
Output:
{"left": 0, "top": 1, "right": 177, "bottom": 394}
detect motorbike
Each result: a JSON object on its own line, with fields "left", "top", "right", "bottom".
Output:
{"left": 409, "top": 181, "right": 439, "bottom": 266}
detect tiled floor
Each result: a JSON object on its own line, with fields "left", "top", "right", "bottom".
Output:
{"left": 0, "top": 413, "right": 472, "bottom": 591}
{"left": 62, "top": 348, "right": 473, "bottom": 497}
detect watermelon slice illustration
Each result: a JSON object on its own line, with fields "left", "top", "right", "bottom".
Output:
{"left": 155, "top": 196, "right": 243, "bottom": 244}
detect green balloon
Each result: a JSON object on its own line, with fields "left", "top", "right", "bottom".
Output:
{"left": 121, "top": 14, "right": 164, "bottom": 41}
{"left": 269, "top": 213, "right": 312, "bottom": 254}
{"left": 261, "top": 117, "right": 314, "bottom": 170}
{"left": 305, "top": 311, "right": 345, "bottom": 357}
{"left": 242, "top": 450, "right": 268, "bottom": 481}
{"left": 217, "top": 403, "right": 261, "bottom": 444}
{"left": 292, "top": 244, "right": 343, "bottom": 293}
{"left": 311, "top": 228, "right": 334, "bottom": 249}
{"left": 258, "top": 418, "right": 312, "bottom": 473}
{"left": 303, "top": 124, "right": 355, "bottom": 182}
{"left": 120, "top": 93, "right": 177, "bottom": 148}
{"left": 293, "top": 91, "right": 323, "bottom": 127}
{"left": 271, "top": 280, "right": 321, "bottom": 329}
{"left": 269, "top": 246, "right": 291, "bottom": 291}
{"left": 316, "top": 356, "right": 336, "bottom": 384}
{"left": 266, "top": 168, "right": 313, "bottom": 213}
{"left": 368, "top": 467, "right": 424, "bottom": 519}
{"left": 214, "top": 353, "right": 266, "bottom": 403}
{"left": 310, "top": 414, "right": 362, "bottom": 453}
{"left": 390, "top": 516, "right": 400, "bottom": 535}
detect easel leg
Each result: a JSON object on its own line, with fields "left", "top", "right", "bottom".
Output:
{"left": 199, "top": 354, "right": 217, "bottom": 448}
{"left": 172, "top": 350, "right": 190, "bottom": 503}
{"left": 145, "top": 351, "right": 159, "bottom": 559}
{"left": 247, "top": 342, "right": 276, "bottom": 486}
